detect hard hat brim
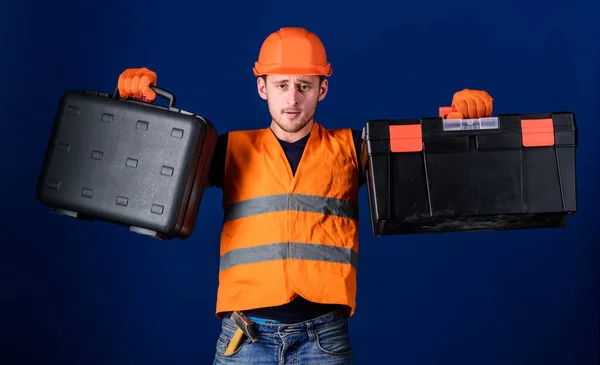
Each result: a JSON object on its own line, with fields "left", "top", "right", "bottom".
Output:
{"left": 253, "top": 64, "right": 332, "bottom": 77}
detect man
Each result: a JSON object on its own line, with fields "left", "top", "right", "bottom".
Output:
{"left": 117, "top": 27, "right": 493, "bottom": 364}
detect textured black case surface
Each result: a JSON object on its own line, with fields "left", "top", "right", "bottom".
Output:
{"left": 36, "top": 89, "right": 216, "bottom": 239}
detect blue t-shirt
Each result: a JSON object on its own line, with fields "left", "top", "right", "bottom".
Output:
{"left": 208, "top": 128, "right": 365, "bottom": 322}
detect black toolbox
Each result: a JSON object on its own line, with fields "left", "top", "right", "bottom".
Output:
{"left": 361, "top": 110, "right": 578, "bottom": 236}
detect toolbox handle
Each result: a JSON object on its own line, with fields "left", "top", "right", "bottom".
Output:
{"left": 438, "top": 106, "right": 457, "bottom": 119}
{"left": 112, "top": 85, "right": 177, "bottom": 108}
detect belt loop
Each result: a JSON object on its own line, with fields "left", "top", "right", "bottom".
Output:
{"left": 306, "top": 321, "right": 316, "bottom": 342}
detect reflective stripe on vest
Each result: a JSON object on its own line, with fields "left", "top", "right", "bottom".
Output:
{"left": 220, "top": 241, "right": 359, "bottom": 272}
{"left": 223, "top": 193, "right": 358, "bottom": 223}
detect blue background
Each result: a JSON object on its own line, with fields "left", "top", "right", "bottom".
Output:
{"left": 2, "top": 0, "right": 599, "bottom": 364}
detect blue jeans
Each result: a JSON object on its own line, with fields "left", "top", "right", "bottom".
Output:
{"left": 213, "top": 311, "right": 354, "bottom": 364}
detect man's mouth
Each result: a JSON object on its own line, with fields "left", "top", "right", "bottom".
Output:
{"left": 284, "top": 110, "right": 301, "bottom": 115}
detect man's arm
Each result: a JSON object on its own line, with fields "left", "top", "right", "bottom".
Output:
{"left": 351, "top": 129, "right": 366, "bottom": 187}
{"left": 206, "top": 133, "right": 228, "bottom": 189}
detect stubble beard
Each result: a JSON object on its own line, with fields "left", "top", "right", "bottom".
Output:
{"left": 271, "top": 102, "right": 318, "bottom": 134}
{"left": 273, "top": 112, "right": 313, "bottom": 133}
{"left": 265, "top": 88, "right": 319, "bottom": 134}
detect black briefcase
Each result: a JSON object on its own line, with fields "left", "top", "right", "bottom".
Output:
{"left": 36, "top": 85, "right": 217, "bottom": 239}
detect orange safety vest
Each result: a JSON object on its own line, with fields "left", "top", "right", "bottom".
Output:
{"left": 216, "top": 122, "right": 360, "bottom": 318}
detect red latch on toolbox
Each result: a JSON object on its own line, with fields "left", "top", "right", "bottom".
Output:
{"left": 521, "top": 118, "right": 555, "bottom": 147}
{"left": 389, "top": 125, "right": 423, "bottom": 152}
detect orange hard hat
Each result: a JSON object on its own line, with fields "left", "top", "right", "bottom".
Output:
{"left": 253, "top": 27, "right": 332, "bottom": 77}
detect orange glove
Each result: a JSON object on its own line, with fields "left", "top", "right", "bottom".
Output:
{"left": 117, "top": 67, "right": 158, "bottom": 103}
{"left": 446, "top": 89, "right": 493, "bottom": 119}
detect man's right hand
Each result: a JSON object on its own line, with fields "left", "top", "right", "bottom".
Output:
{"left": 117, "top": 67, "right": 158, "bottom": 103}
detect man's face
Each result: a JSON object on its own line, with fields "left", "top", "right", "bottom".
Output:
{"left": 257, "top": 74, "right": 328, "bottom": 134}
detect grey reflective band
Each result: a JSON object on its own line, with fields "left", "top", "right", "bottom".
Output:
{"left": 220, "top": 242, "right": 358, "bottom": 272}
{"left": 223, "top": 193, "right": 358, "bottom": 223}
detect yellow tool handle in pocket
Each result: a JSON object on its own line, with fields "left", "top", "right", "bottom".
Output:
{"left": 224, "top": 327, "right": 245, "bottom": 355}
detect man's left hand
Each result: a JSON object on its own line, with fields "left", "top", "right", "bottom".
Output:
{"left": 447, "top": 89, "right": 493, "bottom": 119}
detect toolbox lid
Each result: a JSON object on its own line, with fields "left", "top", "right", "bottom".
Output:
{"left": 362, "top": 111, "right": 577, "bottom": 155}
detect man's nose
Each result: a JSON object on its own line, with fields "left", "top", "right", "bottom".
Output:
{"left": 287, "top": 88, "right": 299, "bottom": 105}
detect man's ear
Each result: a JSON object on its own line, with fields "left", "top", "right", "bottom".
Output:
{"left": 318, "top": 78, "right": 328, "bottom": 102}
{"left": 257, "top": 76, "right": 268, "bottom": 100}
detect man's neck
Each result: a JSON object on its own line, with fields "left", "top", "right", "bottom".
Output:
{"left": 270, "top": 119, "right": 315, "bottom": 143}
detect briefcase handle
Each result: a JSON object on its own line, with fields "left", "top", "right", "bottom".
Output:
{"left": 112, "top": 85, "right": 176, "bottom": 108}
